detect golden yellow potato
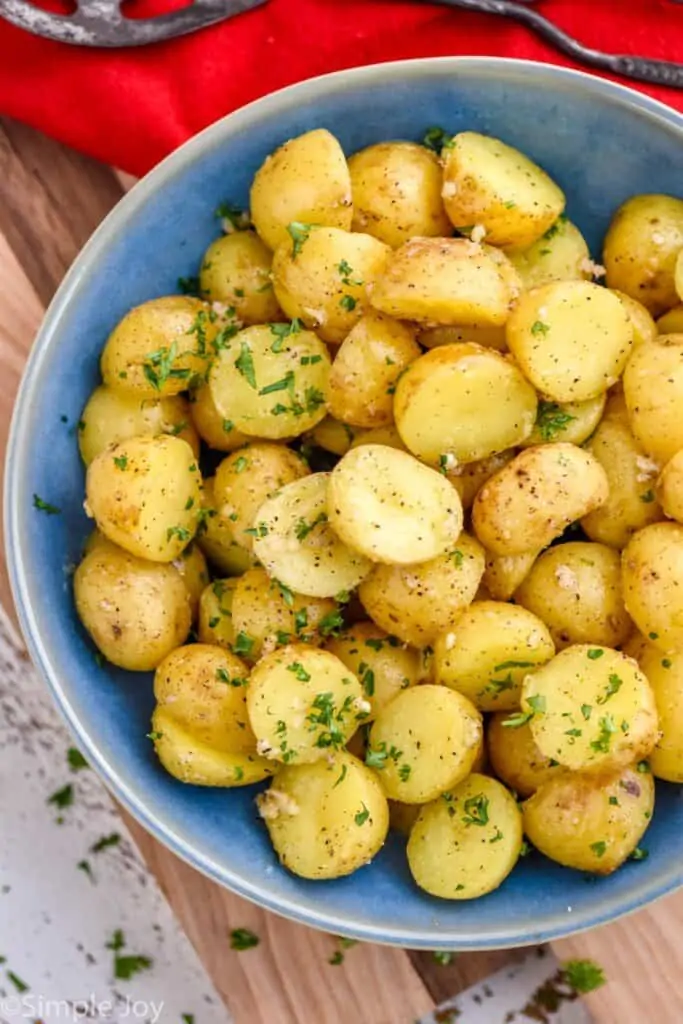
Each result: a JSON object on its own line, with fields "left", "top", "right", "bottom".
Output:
{"left": 358, "top": 534, "right": 485, "bottom": 646}
{"left": 581, "top": 393, "right": 663, "bottom": 549}
{"left": 327, "top": 312, "right": 420, "bottom": 428}
{"left": 198, "top": 231, "right": 281, "bottom": 323}
{"left": 419, "top": 323, "right": 507, "bottom": 352}
{"left": 348, "top": 141, "right": 451, "bottom": 247}
{"left": 195, "top": 477, "right": 255, "bottom": 576}
{"left": 472, "top": 443, "right": 608, "bottom": 556}
{"left": 197, "top": 578, "right": 238, "bottom": 649}
{"left": 389, "top": 800, "right": 421, "bottom": 837}
{"left": 508, "top": 217, "right": 592, "bottom": 289}
{"left": 272, "top": 226, "right": 390, "bottom": 344}
{"left": 676, "top": 248, "right": 683, "bottom": 300}
{"left": 482, "top": 549, "right": 539, "bottom": 601}
{"left": 629, "top": 639, "right": 683, "bottom": 782}
{"left": 306, "top": 416, "right": 359, "bottom": 456}
{"left": 213, "top": 442, "right": 308, "bottom": 553}
{"left": 487, "top": 713, "right": 566, "bottom": 797}
{"left": 208, "top": 323, "right": 330, "bottom": 439}
{"left": 325, "top": 621, "right": 421, "bottom": 720}
{"left": 349, "top": 424, "right": 408, "bottom": 452}
{"left": 230, "top": 567, "right": 336, "bottom": 660}
{"left": 247, "top": 645, "right": 366, "bottom": 764}
{"left": 433, "top": 601, "right": 555, "bottom": 712}
{"left": 189, "top": 381, "right": 252, "bottom": 452}
{"left": 613, "top": 290, "right": 657, "bottom": 348}
{"left": 656, "top": 449, "right": 683, "bottom": 523}
{"left": 172, "top": 542, "right": 208, "bottom": 620}
{"left": 515, "top": 542, "right": 633, "bottom": 650}
{"left": 521, "top": 395, "right": 606, "bottom": 449}
{"left": 407, "top": 774, "right": 522, "bottom": 899}
{"left": 78, "top": 386, "right": 199, "bottom": 465}
{"left": 253, "top": 473, "right": 373, "bottom": 598}
{"left": 328, "top": 445, "right": 463, "bottom": 565}
{"left": 448, "top": 450, "right": 516, "bottom": 510}
{"left": 74, "top": 544, "right": 191, "bottom": 671}
{"left": 522, "top": 765, "right": 654, "bottom": 874}
{"left": 257, "top": 751, "right": 389, "bottom": 880}
{"left": 367, "top": 685, "right": 482, "bottom": 803}
{"left": 100, "top": 296, "right": 216, "bottom": 397}
{"left": 151, "top": 644, "right": 273, "bottom": 787}
{"left": 393, "top": 343, "right": 537, "bottom": 467}
{"left": 441, "top": 132, "right": 565, "bottom": 249}
{"left": 603, "top": 193, "right": 683, "bottom": 315}
{"left": 506, "top": 281, "right": 633, "bottom": 402}
{"left": 622, "top": 522, "right": 683, "bottom": 652}
{"left": 657, "top": 304, "right": 683, "bottom": 333}
{"left": 250, "top": 128, "right": 352, "bottom": 252}
{"left": 85, "top": 435, "right": 202, "bottom": 563}
{"left": 623, "top": 335, "right": 683, "bottom": 463}
{"left": 521, "top": 645, "right": 658, "bottom": 773}
{"left": 370, "top": 237, "right": 516, "bottom": 327}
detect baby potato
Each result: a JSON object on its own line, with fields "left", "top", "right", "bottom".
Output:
{"left": 78, "top": 386, "right": 199, "bottom": 465}
{"left": 407, "top": 774, "right": 522, "bottom": 899}
{"left": 521, "top": 645, "right": 658, "bottom": 773}
{"left": 623, "top": 336, "right": 683, "bottom": 463}
{"left": 515, "top": 542, "right": 633, "bottom": 650}
{"left": 247, "top": 645, "right": 367, "bottom": 765}
{"left": 676, "top": 248, "right": 683, "bottom": 299}
{"left": 253, "top": 473, "right": 373, "bottom": 598}
{"left": 257, "top": 751, "right": 389, "bottom": 880}
{"left": 306, "top": 416, "right": 359, "bottom": 456}
{"left": 657, "top": 304, "right": 683, "bottom": 334}
{"left": 433, "top": 601, "right": 555, "bottom": 712}
{"left": 420, "top": 323, "right": 507, "bottom": 352}
{"left": 231, "top": 567, "right": 336, "bottom": 660}
{"left": 522, "top": 765, "right": 654, "bottom": 874}
{"left": 208, "top": 323, "right": 331, "bottom": 439}
{"left": 603, "top": 193, "right": 683, "bottom": 315}
{"left": 488, "top": 713, "right": 566, "bottom": 797}
{"left": 394, "top": 343, "right": 537, "bottom": 467}
{"left": 622, "top": 521, "right": 683, "bottom": 652}
{"left": 273, "top": 226, "right": 390, "bottom": 344}
{"left": 328, "top": 444, "right": 463, "bottom": 565}
{"left": 370, "top": 237, "right": 515, "bottom": 327}
{"left": 389, "top": 800, "right": 421, "bottom": 837}
{"left": 520, "top": 394, "right": 605, "bottom": 449}
{"left": 358, "top": 533, "right": 485, "bottom": 646}
{"left": 172, "top": 542, "right": 208, "bottom": 620}
{"left": 472, "top": 443, "right": 608, "bottom": 556}
{"left": 630, "top": 640, "right": 683, "bottom": 782}
{"left": 74, "top": 543, "right": 191, "bottom": 671}
{"left": 612, "top": 291, "right": 657, "bottom": 348}
{"left": 100, "top": 296, "right": 216, "bottom": 397}
{"left": 85, "top": 435, "right": 202, "bottom": 563}
{"left": 151, "top": 644, "right": 273, "bottom": 787}
{"left": 448, "top": 450, "right": 516, "bottom": 510}
{"left": 349, "top": 424, "right": 408, "bottom": 452}
{"left": 367, "top": 685, "right": 482, "bottom": 803}
{"left": 506, "top": 281, "right": 633, "bottom": 402}
{"left": 656, "top": 449, "right": 683, "bottom": 522}
{"left": 483, "top": 549, "right": 539, "bottom": 601}
{"left": 250, "top": 128, "right": 353, "bottom": 252}
{"left": 196, "top": 477, "right": 255, "bottom": 576}
{"left": 507, "top": 217, "right": 591, "bottom": 289}
{"left": 581, "top": 393, "right": 662, "bottom": 549}
{"left": 198, "top": 231, "right": 281, "bottom": 323}
{"left": 197, "top": 578, "right": 238, "bottom": 649}
{"left": 325, "top": 622, "right": 421, "bottom": 720}
{"left": 327, "top": 312, "right": 420, "bottom": 428}
{"left": 213, "top": 442, "right": 309, "bottom": 553}
{"left": 189, "top": 381, "right": 252, "bottom": 452}
{"left": 441, "top": 131, "right": 565, "bottom": 249}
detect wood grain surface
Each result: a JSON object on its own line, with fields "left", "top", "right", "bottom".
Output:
{"left": 2, "top": 112, "right": 681, "bottom": 1024}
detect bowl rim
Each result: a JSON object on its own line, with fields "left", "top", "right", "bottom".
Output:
{"left": 6, "top": 56, "right": 683, "bottom": 949}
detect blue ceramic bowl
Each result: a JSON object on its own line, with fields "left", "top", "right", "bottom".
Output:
{"left": 6, "top": 58, "right": 683, "bottom": 949}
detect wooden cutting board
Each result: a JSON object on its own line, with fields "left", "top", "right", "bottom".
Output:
{"left": 1, "top": 114, "right": 683, "bottom": 1024}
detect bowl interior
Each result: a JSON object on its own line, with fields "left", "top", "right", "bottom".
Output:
{"left": 7, "top": 59, "right": 683, "bottom": 948}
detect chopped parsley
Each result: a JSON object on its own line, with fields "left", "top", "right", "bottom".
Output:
{"left": 234, "top": 342, "right": 257, "bottom": 388}
{"left": 6, "top": 970, "right": 29, "bottom": 993}
{"left": 501, "top": 710, "right": 534, "bottom": 729}
{"left": 216, "top": 667, "right": 247, "bottom": 687}
{"left": 294, "top": 511, "right": 328, "bottom": 540}
{"left": 450, "top": 549, "right": 464, "bottom": 567}
{"left": 535, "top": 400, "right": 576, "bottom": 442}
{"left": 269, "top": 318, "right": 303, "bottom": 351}
{"left": 562, "top": 958, "right": 606, "bottom": 994}
{"left": 337, "top": 260, "right": 363, "bottom": 286}
{"left": 432, "top": 951, "right": 454, "bottom": 965}
{"left": 354, "top": 803, "right": 370, "bottom": 826}
{"left": 143, "top": 340, "right": 191, "bottom": 391}
{"left": 422, "top": 126, "right": 455, "bottom": 153}
{"left": 233, "top": 632, "right": 255, "bottom": 657}
{"left": 67, "top": 747, "right": 88, "bottom": 771}
{"left": 640, "top": 489, "right": 655, "bottom": 503}
{"left": 33, "top": 494, "right": 61, "bottom": 515}
{"left": 590, "top": 840, "right": 607, "bottom": 858}
{"left": 91, "top": 832, "right": 121, "bottom": 854}
{"left": 167, "top": 525, "right": 191, "bottom": 543}
{"left": 106, "top": 930, "right": 152, "bottom": 981}
{"left": 365, "top": 742, "right": 402, "bottom": 769}
{"left": 581, "top": 704, "right": 593, "bottom": 721}
{"left": 229, "top": 927, "right": 260, "bottom": 951}
{"left": 590, "top": 714, "right": 617, "bottom": 754}
{"left": 287, "top": 222, "right": 314, "bottom": 257}
{"left": 318, "top": 608, "right": 345, "bottom": 638}
{"left": 233, "top": 455, "right": 249, "bottom": 473}
{"left": 462, "top": 794, "right": 490, "bottom": 827}
{"left": 531, "top": 320, "right": 550, "bottom": 336}
{"left": 216, "top": 202, "right": 250, "bottom": 231}
{"left": 48, "top": 783, "right": 74, "bottom": 811}
{"left": 637, "top": 760, "right": 651, "bottom": 773}
{"left": 359, "top": 664, "right": 375, "bottom": 698}
{"left": 306, "top": 692, "right": 347, "bottom": 749}
{"left": 662, "top": 658, "right": 672, "bottom": 669}
{"left": 597, "top": 673, "right": 623, "bottom": 704}
{"left": 287, "top": 661, "right": 311, "bottom": 682}
{"left": 587, "top": 648, "right": 604, "bottom": 660}
{"left": 333, "top": 764, "right": 348, "bottom": 788}
{"left": 259, "top": 370, "right": 295, "bottom": 396}
{"left": 340, "top": 295, "right": 357, "bottom": 312}
{"left": 294, "top": 608, "right": 308, "bottom": 634}
{"left": 113, "top": 454, "right": 128, "bottom": 470}
{"left": 630, "top": 846, "right": 649, "bottom": 861}
{"left": 223, "top": 419, "right": 234, "bottom": 433}
{"left": 398, "top": 763, "right": 412, "bottom": 782}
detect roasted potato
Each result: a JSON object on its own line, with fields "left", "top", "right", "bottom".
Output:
{"left": 508, "top": 217, "right": 592, "bottom": 289}
{"left": 172, "top": 542, "right": 208, "bottom": 620}
{"left": 628, "top": 638, "right": 683, "bottom": 782}
{"left": 78, "top": 386, "right": 199, "bottom": 465}
{"left": 656, "top": 449, "right": 683, "bottom": 522}
{"left": 613, "top": 290, "right": 657, "bottom": 348}
{"left": 325, "top": 621, "right": 421, "bottom": 721}
{"left": 195, "top": 477, "right": 255, "bottom": 576}
{"left": 487, "top": 713, "right": 566, "bottom": 797}
{"left": 622, "top": 521, "right": 683, "bottom": 652}
{"left": 623, "top": 335, "right": 683, "bottom": 463}
{"left": 197, "top": 578, "right": 238, "bottom": 649}
{"left": 447, "top": 450, "right": 516, "bottom": 510}
{"left": 198, "top": 231, "right": 281, "bottom": 323}
{"left": 482, "top": 549, "right": 539, "bottom": 601}
{"left": 189, "top": 381, "right": 252, "bottom": 452}
{"left": 520, "top": 394, "right": 605, "bottom": 449}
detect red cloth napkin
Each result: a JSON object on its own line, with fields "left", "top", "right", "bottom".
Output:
{"left": 0, "top": 0, "right": 682, "bottom": 176}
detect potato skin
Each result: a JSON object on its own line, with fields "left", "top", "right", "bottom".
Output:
{"left": 623, "top": 336, "right": 683, "bottom": 463}
{"left": 514, "top": 542, "right": 633, "bottom": 650}
{"left": 487, "top": 713, "right": 566, "bottom": 797}
{"left": 407, "top": 774, "right": 523, "bottom": 899}
{"left": 85, "top": 435, "right": 202, "bottom": 563}
{"left": 78, "top": 386, "right": 199, "bottom": 465}
{"left": 656, "top": 449, "right": 683, "bottom": 522}
{"left": 74, "top": 544, "right": 191, "bottom": 671}
{"left": 629, "top": 639, "right": 683, "bottom": 782}
{"left": 622, "top": 522, "right": 683, "bottom": 652}
{"left": 325, "top": 621, "right": 421, "bottom": 721}
{"left": 172, "top": 542, "right": 209, "bottom": 620}
{"left": 522, "top": 766, "right": 654, "bottom": 874}
{"left": 441, "top": 132, "right": 565, "bottom": 249}
{"left": 508, "top": 218, "right": 591, "bottom": 289}
{"left": 257, "top": 752, "right": 389, "bottom": 880}
{"left": 189, "top": 381, "right": 252, "bottom": 452}
{"left": 657, "top": 304, "right": 683, "bottom": 334}
{"left": 250, "top": 128, "right": 352, "bottom": 252}
{"left": 197, "top": 578, "right": 238, "bottom": 649}
{"left": 448, "top": 450, "right": 516, "bottom": 510}
{"left": 472, "top": 443, "right": 608, "bottom": 556}
{"left": 393, "top": 343, "right": 537, "bottom": 466}
{"left": 198, "top": 231, "right": 281, "bottom": 323}
{"left": 358, "top": 533, "right": 485, "bottom": 646}
{"left": 483, "top": 549, "right": 538, "bottom": 601}
{"left": 196, "top": 477, "right": 255, "bottom": 576}
{"left": 603, "top": 193, "right": 683, "bottom": 315}
{"left": 613, "top": 290, "right": 657, "bottom": 348}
